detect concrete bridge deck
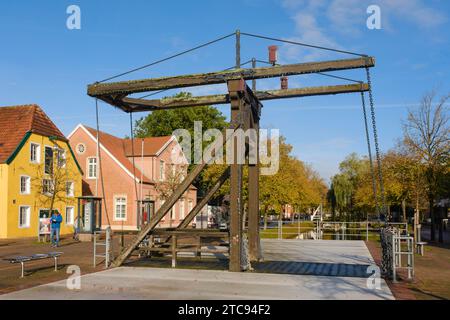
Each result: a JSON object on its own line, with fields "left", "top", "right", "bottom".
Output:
{"left": 0, "top": 240, "right": 394, "bottom": 300}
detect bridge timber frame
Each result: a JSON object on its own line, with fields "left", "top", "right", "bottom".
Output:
{"left": 87, "top": 55, "right": 374, "bottom": 271}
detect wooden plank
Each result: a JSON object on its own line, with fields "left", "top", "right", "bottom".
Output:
{"left": 228, "top": 80, "right": 244, "bottom": 272}
{"left": 87, "top": 57, "right": 375, "bottom": 96}
{"left": 248, "top": 110, "right": 261, "bottom": 262}
{"left": 119, "top": 83, "right": 369, "bottom": 112}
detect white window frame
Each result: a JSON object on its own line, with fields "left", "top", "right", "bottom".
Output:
{"left": 65, "top": 206, "right": 75, "bottom": 225}
{"left": 44, "top": 146, "right": 54, "bottom": 175}
{"left": 20, "top": 175, "right": 31, "bottom": 195}
{"left": 159, "top": 160, "right": 165, "bottom": 181}
{"left": 87, "top": 157, "right": 98, "bottom": 179}
{"left": 188, "top": 199, "right": 193, "bottom": 213}
{"left": 114, "top": 195, "right": 127, "bottom": 221}
{"left": 57, "top": 148, "right": 66, "bottom": 168}
{"left": 66, "top": 181, "right": 74, "bottom": 197}
{"left": 160, "top": 199, "right": 165, "bottom": 221}
{"left": 76, "top": 143, "right": 86, "bottom": 154}
{"left": 42, "top": 179, "right": 54, "bottom": 196}
{"left": 30, "top": 142, "right": 41, "bottom": 164}
{"left": 18, "top": 206, "right": 31, "bottom": 228}
{"left": 179, "top": 199, "right": 185, "bottom": 219}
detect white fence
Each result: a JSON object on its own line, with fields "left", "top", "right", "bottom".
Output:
{"left": 260, "top": 220, "right": 408, "bottom": 241}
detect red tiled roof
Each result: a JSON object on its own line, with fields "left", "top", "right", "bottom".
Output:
{"left": 0, "top": 104, "right": 66, "bottom": 163}
{"left": 83, "top": 125, "right": 172, "bottom": 183}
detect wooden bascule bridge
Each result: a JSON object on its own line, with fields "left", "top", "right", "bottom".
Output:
{"left": 87, "top": 30, "right": 383, "bottom": 272}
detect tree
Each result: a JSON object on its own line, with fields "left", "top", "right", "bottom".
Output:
{"left": 33, "top": 139, "right": 77, "bottom": 222}
{"left": 134, "top": 92, "right": 228, "bottom": 191}
{"left": 134, "top": 92, "right": 228, "bottom": 157}
{"left": 203, "top": 137, "right": 327, "bottom": 228}
{"left": 402, "top": 91, "right": 449, "bottom": 241}
{"left": 329, "top": 153, "right": 368, "bottom": 220}
{"left": 155, "top": 164, "right": 188, "bottom": 227}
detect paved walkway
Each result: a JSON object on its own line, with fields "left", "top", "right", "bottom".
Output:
{"left": 0, "top": 240, "right": 394, "bottom": 300}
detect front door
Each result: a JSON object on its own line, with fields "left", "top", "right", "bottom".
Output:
{"left": 139, "top": 201, "right": 155, "bottom": 228}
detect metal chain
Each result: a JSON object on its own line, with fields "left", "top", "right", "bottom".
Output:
{"left": 365, "top": 67, "right": 387, "bottom": 218}
{"left": 361, "top": 92, "right": 379, "bottom": 218}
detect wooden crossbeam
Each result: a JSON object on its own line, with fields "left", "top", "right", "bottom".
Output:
{"left": 87, "top": 57, "right": 374, "bottom": 96}
{"left": 118, "top": 83, "right": 368, "bottom": 112}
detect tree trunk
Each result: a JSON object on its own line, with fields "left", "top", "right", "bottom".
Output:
{"left": 402, "top": 199, "right": 407, "bottom": 222}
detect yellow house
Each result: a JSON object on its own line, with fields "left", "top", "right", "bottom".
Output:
{"left": 0, "top": 105, "right": 83, "bottom": 239}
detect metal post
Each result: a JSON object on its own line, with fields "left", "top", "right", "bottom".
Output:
{"left": 366, "top": 220, "right": 369, "bottom": 242}
{"left": 106, "top": 227, "right": 111, "bottom": 268}
{"left": 54, "top": 257, "right": 57, "bottom": 271}
{"left": 235, "top": 30, "right": 241, "bottom": 68}
{"left": 251, "top": 58, "right": 256, "bottom": 91}
{"left": 93, "top": 233, "right": 97, "bottom": 267}
{"left": 392, "top": 233, "right": 397, "bottom": 282}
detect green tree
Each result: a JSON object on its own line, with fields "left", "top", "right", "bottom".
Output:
{"left": 402, "top": 91, "right": 449, "bottom": 241}
{"left": 134, "top": 92, "right": 228, "bottom": 190}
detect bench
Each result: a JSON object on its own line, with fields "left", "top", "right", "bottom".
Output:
{"left": 416, "top": 242, "right": 427, "bottom": 256}
{"left": 4, "top": 252, "right": 63, "bottom": 278}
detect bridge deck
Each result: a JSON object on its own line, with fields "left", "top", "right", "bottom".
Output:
{"left": 0, "top": 240, "right": 394, "bottom": 300}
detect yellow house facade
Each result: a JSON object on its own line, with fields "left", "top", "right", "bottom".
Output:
{"left": 0, "top": 105, "right": 82, "bottom": 239}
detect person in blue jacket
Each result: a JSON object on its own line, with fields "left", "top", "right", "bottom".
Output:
{"left": 50, "top": 210, "right": 63, "bottom": 247}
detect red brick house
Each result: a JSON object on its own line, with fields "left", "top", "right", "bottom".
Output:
{"left": 68, "top": 124, "right": 196, "bottom": 230}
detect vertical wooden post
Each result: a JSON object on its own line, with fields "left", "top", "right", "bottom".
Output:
{"left": 171, "top": 235, "right": 177, "bottom": 268}
{"left": 248, "top": 102, "right": 261, "bottom": 261}
{"left": 228, "top": 79, "right": 244, "bottom": 272}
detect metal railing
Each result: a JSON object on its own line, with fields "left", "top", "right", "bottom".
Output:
{"left": 260, "top": 220, "right": 409, "bottom": 241}
{"left": 381, "top": 227, "right": 414, "bottom": 282}
{"left": 93, "top": 226, "right": 113, "bottom": 268}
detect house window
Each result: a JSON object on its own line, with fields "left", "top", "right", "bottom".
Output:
{"left": 160, "top": 199, "right": 165, "bottom": 221}
{"left": 114, "top": 196, "right": 127, "bottom": 221}
{"left": 188, "top": 200, "right": 193, "bottom": 213}
{"left": 42, "top": 179, "right": 53, "bottom": 195}
{"left": 66, "top": 207, "right": 74, "bottom": 225}
{"left": 159, "top": 160, "right": 165, "bottom": 181}
{"left": 44, "top": 146, "right": 53, "bottom": 175}
{"left": 76, "top": 143, "right": 86, "bottom": 154}
{"left": 20, "top": 176, "right": 31, "bottom": 194}
{"left": 179, "top": 199, "right": 185, "bottom": 219}
{"left": 19, "top": 206, "right": 30, "bottom": 228}
{"left": 30, "top": 143, "right": 40, "bottom": 163}
{"left": 57, "top": 149, "right": 66, "bottom": 168}
{"left": 171, "top": 164, "right": 176, "bottom": 176}
{"left": 66, "top": 181, "right": 74, "bottom": 197}
{"left": 87, "top": 157, "right": 97, "bottom": 179}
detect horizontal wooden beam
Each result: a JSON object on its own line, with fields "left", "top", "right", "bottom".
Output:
{"left": 117, "top": 83, "right": 369, "bottom": 111}
{"left": 88, "top": 57, "right": 374, "bottom": 96}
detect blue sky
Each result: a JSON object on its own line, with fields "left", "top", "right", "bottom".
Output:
{"left": 1, "top": 0, "right": 449, "bottom": 182}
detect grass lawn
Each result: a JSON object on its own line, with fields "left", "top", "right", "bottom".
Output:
{"left": 366, "top": 239, "right": 450, "bottom": 300}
